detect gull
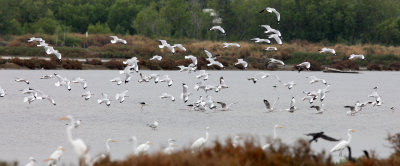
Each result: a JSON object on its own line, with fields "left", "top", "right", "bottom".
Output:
{"left": 40, "top": 75, "right": 53, "bottom": 79}
{"left": 310, "top": 104, "right": 325, "bottom": 114}
{"left": 296, "top": 62, "right": 311, "bottom": 72}
{"left": 196, "top": 70, "right": 210, "bottom": 80}
{"left": 97, "top": 93, "right": 111, "bottom": 107}
{"left": 110, "top": 36, "right": 127, "bottom": 44}
{"left": 115, "top": 90, "right": 128, "bottom": 103}
{"left": 28, "top": 37, "right": 43, "bottom": 43}
{"left": 203, "top": 48, "right": 218, "bottom": 60}
{"left": 45, "top": 47, "right": 62, "bottom": 60}
{"left": 72, "top": 77, "right": 87, "bottom": 89}
{"left": 282, "top": 81, "right": 296, "bottom": 90}
{"left": 15, "top": 78, "right": 30, "bottom": 84}
{"left": 121, "top": 67, "right": 133, "bottom": 84}
{"left": 21, "top": 88, "right": 36, "bottom": 95}
{"left": 260, "top": 25, "right": 281, "bottom": 36}
{"left": 44, "top": 146, "right": 64, "bottom": 166}
{"left": 160, "top": 93, "right": 175, "bottom": 102}
{"left": 54, "top": 73, "right": 71, "bottom": 91}
{"left": 37, "top": 41, "right": 48, "bottom": 47}
{"left": 194, "top": 81, "right": 207, "bottom": 91}
{"left": 209, "top": 26, "right": 226, "bottom": 34}
{"left": 306, "top": 76, "right": 327, "bottom": 85}
{"left": 268, "top": 34, "right": 283, "bottom": 45}
{"left": 305, "top": 132, "right": 340, "bottom": 143}
{"left": 234, "top": 59, "right": 248, "bottom": 69}
{"left": 204, "top": 96, "right": 217, "bottom": 109}
{"left": 25, "top": 157, "right": 36, "bottom": 166}
{"left": 349, "top": 54, "right": 365, "bottom": 60}
{"left": 0, "top": 86, "right": 5, "bottom": 97}
{"left": 159, "top": 75, "right": 173, "bottom": 87}
{"left": 204, "top": 85, "right": 217, "bottom": 93}
{"left": 216, "top": 76, "right": 229, "bottom": 92}
{"left": 82, "top": 91, "right": 94, "bottom": 101}
{"left": 185, "top": 55, "right": 198, "bottom": 66}
{"left": 34, "top": 90, "right": 56, "bottom": 105}
{"left": 259, "top": 7, "right": 280, "bottom": 23}
{"left": 223, "top": 43, "right": 241, "bottom": 48}
{"left": 147, "top": 120, "right": 159, "bottom": 130}
{"left": 318, "top": 88, "right": 327, "bottom": 102}
{"left": 24, "top": 94, "right": 36, "bottom": 104}
{"left": 206, "top": 58, "right": 224, "bottom": 69}
{"left": 158, "top": 39, "right": 175, "bottom": 54}
{"left": 264, "top": 97, "right": 279, "bottom": 112}
{"left": 345, "top": 101, "right": 372, "bottom": 115}
{"left": 265, "top": 47, "right": 278, "bottom": 51}
{"left": 172, "top": 44, "right": 187, "bottom": 51}
{"left": 110, "top": 77, "right": 122, "bottom": 85}
{"left": 138, "top": 73, "right": 150, "bottom": 83}
{"left": 177, "top": 65, "right": 195, "bottom": 72}
{"left": 181, "top": 83, "right": 192, "bottom": 103}
{"left": 286, "top": 97, "right": 296, "bottom": 113}
{"left": 368, "top": 87, "right": 382, "bottom": 106}
{"left": 247, "top": 76, "right": 258, "bottom": 84}
{"left": 319, "top": 48, "right": 336, "bottom": 55}
{"left": 216, "top": 101, "right": 235, "bottom": 111}
{"left": 251, "top": 38, "right": 271, "bottom": 44}
{"left": 148, "top": 73, "right": 160, "bottom": 83}
{"left": 268, "top": 58, "right": 285, "bottom": 66}
{"left": 149, "top": 55, "right": 162, "bottom": 61}
{"left": 123, "top": 57, "right": 139, "bottom": 66}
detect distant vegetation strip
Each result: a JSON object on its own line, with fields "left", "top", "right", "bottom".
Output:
{"left": 1, "top": 34, "right": 400, "bottom": 71}
{"left": 1, "top": 133, "right": 400, "bottom": 166}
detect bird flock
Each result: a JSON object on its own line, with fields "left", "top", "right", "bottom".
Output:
{"left": 0, "top": 5, "right": 393, "bottom": 166}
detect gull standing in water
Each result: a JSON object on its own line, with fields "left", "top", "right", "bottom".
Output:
{"left": 234, "top": 59, "right": 248, "bottom": 69}
{"left": 115, "top": 90, "right": 128, "bottom": 103}
{"left": 72, "top": 77, "right": 87, "bottom": 89}
{"left": 259, "top": 7, "right": 280, "bottom": 23}
{"left": 110, "top": 36, "right": 127, "bottom": 44}
{"left": 286, "top": 97, "right": 296, "bottom": 113}
{"left": 15, "top": 78, "right": 30, "bottom": 84}
{"left": 262, "top": 124, "right": 284, "bottom": 150}
{"left": 147, "top": 120, "right": 159, "bottom": 130}
{"left": 150, "top": 55, "right": 162, "bottom": 61}
{"left": 181, "top": 83, "right": 192, "bottom": 103}
{"left": 0, "top": 86, "right": 5, "bottom": 97}
{"left": 81, "top": 91, "right": 94, "bottom": 101}
{"left": 264, "top": 97, "right": 279, "bottom": 112}
{"left": 319, "top": 48, "right": 336, "bottom": 55}
{"left": 160, "top": 93, "right": 175, "bottom": 102}
{"left": 98, "top": 93, "right": 111, "bottom": 107}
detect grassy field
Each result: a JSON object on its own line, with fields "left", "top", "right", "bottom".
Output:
{"left": 1, "top": 34, "right": 400, "bottom": 70}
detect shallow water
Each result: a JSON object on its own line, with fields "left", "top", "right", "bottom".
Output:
{"left": 0, "top": 70, "right": 399, "bottom": 164}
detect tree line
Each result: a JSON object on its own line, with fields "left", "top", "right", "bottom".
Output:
{"left": 0, "top": 0, "right": 399, "bottom": 45}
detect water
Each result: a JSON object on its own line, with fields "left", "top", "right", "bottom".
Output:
{"left": 0, "top": 70, "right": 399, "bottom": 164}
